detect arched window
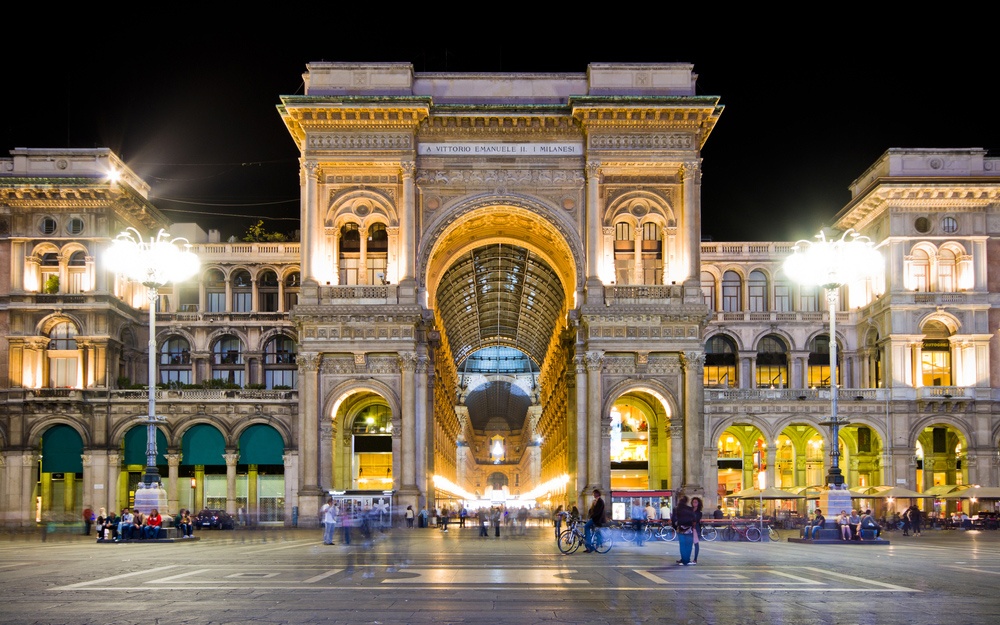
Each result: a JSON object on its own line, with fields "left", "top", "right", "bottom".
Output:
{"left": 705, "top": 335, "right": 737, "bottom": 388}
{"left": 263, "top": 335, "right": 297, "bottom": 389}
{"left": 159, "top": 336, "right": 192, "bottom": 386}
{"left": 937, "top": 247, "right": 956, "bottom": 292}
{"left": 66, "top": 251, "right": 88, "bottom": 294}
{"left": 640, "top": 222, "right": 662, "bottom": 284}
{"left": 366, "top": 223, "right": 388, "bottom": 285}
{"left": 701, "top": 271, "right": 716, "bottom": 311}
{"left": 205, "top": 269, "right": 226, "bottom": 312}
{"left": 47, "top": 321, "right": 78, "bottom": 387}
{"left": 722, "top": 271, "right": 742, "bottom": 312}
{"left": 212, "top": 335, "right": 244, "bottom": 386}
{"left": 807, "top": 335, "right": 840, "bottom": 388}
{"left": 284, "top": 271, "right": 300, "bottom": 311}
{"left": 773, "top": 276, "right": 790, "bottom": 312}
{"left": 258, "top": 270, "right": 279, "bottom": 312}
{"left": 351, "top": 403, "right": 393, "bottom": 488}
{"left": 339, "top": 223, "right": 361, "bottom": 284}
{"left": 748, "top": 270, "right": 768, "bottom": 312}
{"left": 368, "top": 222, "right": 388, "bottom": 253}
{"left": 921, "top": 321, "right": 952, "bottom": 387}
{"left": 907, "top": 248, "right": 931, "bottom": 292}
{"left": 756, "top": 335, "right": 788, "bottom": 388}
{"left": 613, "top": 221, "right": 634, "bottom": 285}
{"left": 232, "top": 269, "right": 252, "bottom": 312}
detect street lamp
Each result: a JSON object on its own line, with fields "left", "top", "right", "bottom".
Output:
{"left": 107, "top": 227, "right": 199, "bottom": 512}
{"left": 783, "top": 229, "right": 881, "bottom": 493}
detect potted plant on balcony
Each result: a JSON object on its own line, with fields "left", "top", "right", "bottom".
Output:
{"left": 43, "top": 275, "right": 59, "bottom": 294}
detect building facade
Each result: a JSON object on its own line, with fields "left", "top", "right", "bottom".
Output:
{"left": 1, "top": 62, "right": 998, "bottom": 529}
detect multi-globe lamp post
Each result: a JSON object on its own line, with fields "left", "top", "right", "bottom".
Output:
{"left": 783, "top": 229, "right": 881, "bottom": 517}
{"left": 107, "top": 227, "right": 200, "bottom": 514}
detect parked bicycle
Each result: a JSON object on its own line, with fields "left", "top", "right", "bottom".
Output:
{"left": 618, "top": 520, "right": 656, "bottom": 544}
{"left": 557, "top": 519, "right": 613, "bottom": 554}
{"left": 659, "top": 523, "right": 719, "bottom": 542}
{"left": 726, "top": 519, "right": 763, "bottom": 542}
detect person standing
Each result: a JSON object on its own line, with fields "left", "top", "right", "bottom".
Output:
{"left": 404, "top": 505, "right": 415, "bottom": 528}
{"left": 418, "top": 506, "right": 429, "bottom": 529}
{"left": 321, "top": 497, "right": 337, "bottom": 545}
{"left": 553, "top": 505, "right": 565, "bottom": 538}
{"left": 583, "top": 489, "right": 605, "bottom": 553}
{"left": 671, "top": 495, "right": 697, "bottom": 565}
{"left": 690, "top": 497, "right": 704, "bottom": 563}
{"left": 630, "top": 498, "right": 647, "bottom": 547}
{"left": 908, "top": 504, "right": 923, "bottom": 536}
{"left": 492, "top": 506, "right": 502, "bottom": 537}
{"left": 82, "top": 506, "right": 94, "bottom": 536}
{"left": 440, "top": 506, "right": 450, "bottom": 532}
{"left": 459, "top": 506, "right": 468, "bottom": 528}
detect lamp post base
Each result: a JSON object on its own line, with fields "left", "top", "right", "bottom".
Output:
{"left": 133, "top": 481, "right": 169, "bottom": 517}
{"left": 819, "top": 484, "right": 854, "bottom": 522}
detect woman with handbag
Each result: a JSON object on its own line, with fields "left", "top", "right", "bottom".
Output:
{"left": 690, "top": 497, "right": 704, "bottom": 564}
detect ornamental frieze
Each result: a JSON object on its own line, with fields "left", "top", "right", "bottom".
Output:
{"left": 302, "top": 325, "right": 413, "bottom": 341}
{"left": 414, "top": 169, "right": 584, "bottom": 185}
{"left": 418, "top": 115, "right": 579, "bottom": 136}
{"left": 321, "top": 356, "right": 357, "bottom": 374}
{"left": 308, "top": 133, "right": 412, "bottom": 150}
{"left": 588, "top": 133, "right": 695, "bottom": 150}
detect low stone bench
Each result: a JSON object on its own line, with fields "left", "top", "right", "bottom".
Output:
{"left": 787, "top": 526, "right": 889, "bottom": 545}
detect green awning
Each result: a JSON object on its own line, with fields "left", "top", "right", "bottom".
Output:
{"left": 238, "top": 424, "right": 285, "bottom": 465}
{"left": 41, "top": 424, "right": 83, "bottom": 473}
{"left": 182, "top": 424, "right": 226, "bottom": 465}
{"left": 123, "top": 425, "right": 169, "bottom": 466}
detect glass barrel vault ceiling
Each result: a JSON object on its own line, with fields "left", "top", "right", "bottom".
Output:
{"left": 436, "top": 243, "right": 564, "bottom": 432}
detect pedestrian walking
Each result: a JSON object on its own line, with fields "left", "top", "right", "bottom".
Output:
{"left": 553, "top": 505, "right": 565, "bottom": 538}
{"left": 630, "top": 498, "right": 647, "bottom": 547}
{"left": 908, "top": 504, "right": 922, "bottom": 536}
{"left": 479, "top": 507, "right": 489, "bottom": 537}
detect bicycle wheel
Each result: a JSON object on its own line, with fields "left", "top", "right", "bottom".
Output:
{"left": 642, "top": 526, "right": 656, "bottom": 543}
{"left": 557, "top": 529, "right": 581, "bottom": 554}
{"left": 659, "top": 525, "right": 677, "bottom": 541}
{"left": 595, "top": 526, "right": 613, "bottom": 553}
{"left": 745, "top": 526, "right": 762, "bottom": 542}
{"left": 768, "top": 526, "right": 779, "bottom": 542}
{"left": 701, "top": 526, "right": 718, "bottom": 541}
{"left": 619, "top": 525, "right": 636, "bottom": 543}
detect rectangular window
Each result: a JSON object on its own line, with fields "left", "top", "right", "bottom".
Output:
{"left": 722, "top": 284, "right": 740, "bottom": 312}
{"left": 265, "top": 369, "right": 297, "bottom": 389}
{"left": 232, "top": 292, "right": 252, "bottom": 312}
{"left": 207, "top": 292, "right": 226, "bottom": 312}
{"left": 340, "top": 257, "right": 360, "bottom": 285}
{"left": 748, "top": 283, "right": 766, "bottom": 312}
{"left": 800, "top": 287, "right": 818, "bottom": 312}
{"left": 774, "top": 283, "right": 791, "bottom": 312}
{"left": 160, "top": 369, "right": 192, "bottom": 386}
{"left": 48, "top": 356, "right": 78, "bottom": 388}
{"left": 259, "top": 292, "right": 279, "bottom": 312}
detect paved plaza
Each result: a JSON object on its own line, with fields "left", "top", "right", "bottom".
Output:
{"left": 0, "top": 523, "right": 997, "bottom": 625}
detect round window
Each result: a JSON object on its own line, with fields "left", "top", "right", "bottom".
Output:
{"left": 914, "top": 217, "right": 931, "bottom": 234}
{"left": 941, "top": 216, "right": 958, "bottom": 234}
{"left": 67, "top": 217, "right": 85, "bottom": 235}
{"left": 40, "top": 217, "right": 57, "bottom": 235}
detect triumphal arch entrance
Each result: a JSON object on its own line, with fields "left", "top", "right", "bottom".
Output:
{"left": 279, "top": 62, "right": 721, "bottom": 522}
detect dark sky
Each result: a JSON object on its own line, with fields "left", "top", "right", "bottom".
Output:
{"left": 3, "top": 23, "right": 996, "bottom": 243}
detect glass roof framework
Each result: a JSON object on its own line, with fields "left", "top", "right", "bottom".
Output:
{"left": 437, "top": 243, "right": 565, "bottom": 431}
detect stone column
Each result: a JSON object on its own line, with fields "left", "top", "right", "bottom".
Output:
{"left": 586, "top": 351, "right": 604, "bottom": 491}
{"left": 574, "top": 354, "right": 588, "bottom": 503}
{"left": 106, "top": 452, "right": 121, "bottom": 515}
{"left": 297, "top": 352, "right": 323, "bottom": 523}
{"left": 224, "top": 452, "right": 239, "bottom": 515}
{"left": 166, "top": 453, "right": 181, "bottom": 515}
{"left": 319, "top": 420, "right": 333, "bottom": 492}
{"left": 633, "top": 225, "right": 642, "bottom": 285}
{"left": 332, "top": 230, "right": 341, "bottom": 285}
{"left": 359, "top": 225, "right": 369, "bottom": 285}
{"left": 681, "top": 162, "right": 702, "bottom": 286}
{"left": 399, "top": 160, "right": 416, "bottom": 286}
{"left": 585, "top": 161, "right": 603, "bottom": 290}
{"left": 301, "top": 160, "right": 320, "bottom": 285}
{"left": 681, "top": 351, "right": 705, "bottom": 493}
{"left": 399, "top": 352, "right": 418, "bottom": 490}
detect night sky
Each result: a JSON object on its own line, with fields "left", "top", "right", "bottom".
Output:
{"left": 3, "top": 20, "right": 996, "bottom": 243}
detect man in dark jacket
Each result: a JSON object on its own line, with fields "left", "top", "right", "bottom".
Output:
{"left": 583, "top": 489, "right": 605, "bottom": 553}
{"left": 671, "top": 495, "right": 697, "bottom": 565}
